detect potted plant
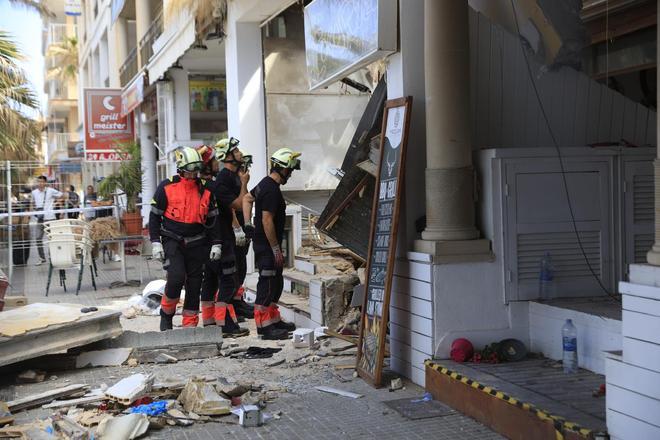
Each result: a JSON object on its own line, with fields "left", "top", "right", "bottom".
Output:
{"left": 98, "top": 142, "right": 143, "bottom": 235}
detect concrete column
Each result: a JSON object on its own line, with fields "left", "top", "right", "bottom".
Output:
{"left": 416, "top": 0, "right": 485, "bottom": 255}
{"left": 135, "top": 0, "right": 152, "bottom": 67}
{"left": 224, "top": 12, "right": 268, "bottom": 183}
{"left": 646, "top": 9, "right": 660, "bottom": 265}
{"left": 387, "top": 0, "right": 426, "bottom": 251}
{"left": 140, "top": 119, "right": 157, "bottom": 223}
{"left": 170, "top": 68, "right": 191, "bottom": 142}
{"left": 114, "top": 17, "right": 128, "bottom": 73}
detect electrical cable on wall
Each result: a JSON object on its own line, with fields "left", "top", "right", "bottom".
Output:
{"left": 509, "top": 0, "right": 620, "bottom": 303}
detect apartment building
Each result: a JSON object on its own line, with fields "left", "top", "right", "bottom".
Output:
{"left": 42, "top": 0, "right": 82, "bottom": 189}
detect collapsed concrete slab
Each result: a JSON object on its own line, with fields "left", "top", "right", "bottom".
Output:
{"left": 0, "top": 304, "right": 122, "bottom": 367}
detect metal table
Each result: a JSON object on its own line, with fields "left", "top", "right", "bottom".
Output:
{"left": 98, "top": 235, "right": 144, "bottom": 288}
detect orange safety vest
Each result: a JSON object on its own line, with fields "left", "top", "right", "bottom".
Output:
{"left": 163, "top": 177, "right": 212, "bottom": 225}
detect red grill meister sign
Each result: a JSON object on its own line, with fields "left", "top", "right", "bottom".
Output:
{"left": 84, "top": 88, "right": 134, "bottom": 161}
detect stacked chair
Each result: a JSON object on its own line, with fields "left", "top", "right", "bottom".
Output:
{"left": 43, "top": 219, "right": 97, "bottom": 296}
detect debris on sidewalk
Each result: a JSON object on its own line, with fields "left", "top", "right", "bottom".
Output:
{"left": 16, "top": 369, "right": 46, "bottom": 383}
{"left": 76, "top": 348, "right": 133, "bottom": 369}
{"left": 105, "top": 374, "right": 154, "bottom": 405}
{"left": 292, "top": 328, "right": 314, "bottom": 348}
{"left": 0, "top": 401, "right": 13, "bottom": 425}
{"left": 177, "top": 379, "right": 231, "bottom": 416}
{"left": 96, "top": 413, "right": 149, "bottom": 440}
{"left": 8, "top": 383, "right": 89, "bottom": 412}
{"left": 232, "top": 405, "right": 263, "bottom": 427}
{"left": 390, "top": 378, "right": 404, "bottom": 391}
{"left": 315, "top": 386, "right": 363, "bottom": 399}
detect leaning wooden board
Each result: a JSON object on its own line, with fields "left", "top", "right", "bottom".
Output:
{"left": 357, "top": 97, "right": 413, "bottom": 387}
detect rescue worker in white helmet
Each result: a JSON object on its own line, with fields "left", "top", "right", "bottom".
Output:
{"left": 242, "top": 148, "right": 301, "bottom": 340}
{"left": 199, "top": 137, "right": 251, "bottom": 336}
{"left": 149, "top": 147, "right": 223, "bottom": 331}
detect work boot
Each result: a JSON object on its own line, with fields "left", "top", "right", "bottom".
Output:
{"left": 222, "top": 316, "right": 249, "bottom": 337}
{"left": 258, "top": 324, "right": 289, "bottom": 340}
{"left": 232, "top": 298, "right": 254, "bottom": 319}
{"left": 274, "top": 320, "right": 296, "bottom": 332}
{"left": 159, "top": 310, "right": 174, "bottom": 332}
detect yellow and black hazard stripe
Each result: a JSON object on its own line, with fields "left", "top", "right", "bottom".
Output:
{"left": 424, "top": 360, "right": 593, "bottom": 440}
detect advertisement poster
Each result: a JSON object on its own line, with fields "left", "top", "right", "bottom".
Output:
{"left": 189, "top": 80, "right": 226, "bottom": 112}
{"left": 357, "top": 97, "right": 412, "bottom": 387}
{"left": 84, "top": 88, "right": 134, "bottom": 161}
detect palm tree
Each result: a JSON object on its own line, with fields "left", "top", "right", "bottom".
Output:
{"left": 46, "top": 36, "right": 78, "bottom": 82}
{"left": 0, "top": 31, "right": 41, "bottom": 160}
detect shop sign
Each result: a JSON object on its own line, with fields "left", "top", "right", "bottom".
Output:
{"left": 303, "top": 0, "right": 397, "bottom": 90}
{"left": 357, "top": 97, "right": 412, "bottom": 387}
{"left": 84, "top": 88, "right": 134, "bottom": 161}
{"left": 121, "top": 73, "right": 145, "bottom": 117}
{"left": 64, "top": 0, "right": 82, "bottom": 16}
{"left": 189, "top": 79, "right": 226, "bottom": 112}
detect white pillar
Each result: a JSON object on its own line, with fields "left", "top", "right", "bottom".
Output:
{"left": 647, "top": 5, "right": 660, "bottom": 265}
{"left": 170, "top": 68, "right": 191, "bottom": 143}
{"left": 386, "top": 0, "right": 426, "bottom": 251}
{"left": 415, "top": 0, "right": 489, "bottom": 257}
{"left": 224, "top": 13, "right": 268, "bottom": 183}
{"left": 114, "top": 17, "right": 128, "bottom": 73}
{"left": 140, "top": 119, "right": 156, "bottom": 223}
{"left": 135, "top": 0, "right": 152, "bottom": 67}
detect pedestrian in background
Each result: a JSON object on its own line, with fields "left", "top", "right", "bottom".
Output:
{"left": 65, "top": 185, "right": 80, "bottom": 219}
{"left": 30, "top": 176, "right": 64, "bottom": 265}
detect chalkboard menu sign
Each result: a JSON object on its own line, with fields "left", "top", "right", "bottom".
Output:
{"left": 357, "top": 97, "right": 412, "bottom": 386}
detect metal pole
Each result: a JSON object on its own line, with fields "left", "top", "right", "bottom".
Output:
{"left": 6, "top": 161, "right": 13, "bottom": 290}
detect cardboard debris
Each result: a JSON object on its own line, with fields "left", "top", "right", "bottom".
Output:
{"left": 177, "top": 379, "right": 231, "bottom": 416}
{"left": 105, "top": 374, "right": 154, "bottom": 405}
{"left": 8, "top": 383, "right": 88, "bottom": 412}
{"left": 76, "top": 348, "right": 133, "bottom": 369}
{"left": 96, "top": 413, "right": 149, "bottom": 440}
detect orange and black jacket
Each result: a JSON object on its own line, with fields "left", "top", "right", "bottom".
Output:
{"left": 149, "top": 175, "right": 221, "bottom": 244}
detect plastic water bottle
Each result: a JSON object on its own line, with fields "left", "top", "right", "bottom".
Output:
{"left": 562, "top": 319, "right": 578, "bottom": 374}
{"left": 539, "top": 252, "right": 555, "bottom": 300}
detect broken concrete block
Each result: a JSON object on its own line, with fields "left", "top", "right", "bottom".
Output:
{"left": 390, "top": 378, "right": 403, "bottom": 391}
{"left": 292, "top": 328, "right": 314, "bottom": 348}
{"left": 16, "top": 369, "right": 46, "bottom": 383}
{"left": 52, "top": 415, "right": 91, "bottom": 440}
{"left": 167, "top": 408, "right": 193, "bottom": 426}
{"left": 105, "top": 374, "right": 154, "bottom": 405}
{"left": 96, "top": 413, "right": 149, "bottom": 439}
{"left": 76, "top": 348, "right": 133, "bottom": 369}
{"left": 177, "top": 379, "right": 231, "bottom": 416}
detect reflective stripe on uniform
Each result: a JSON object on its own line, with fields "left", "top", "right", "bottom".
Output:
{"left": 207, "top": 208, "right": 218, "bottom": 217}
{"left": 183, "top": 233, "right": 206, "bottom": 245}
{"left": 151, "top": 206, "right": 164, "bottom": 215}
{"left": 260, "top": 269, "right": 277, "bottom": 276}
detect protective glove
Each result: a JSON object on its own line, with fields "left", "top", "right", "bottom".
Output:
{"left": 151, "top": 241, "right": 164, "bottom": 262}
{"left": 243, "top": 222, "right": 255, "bottom": 240}
{"left": 209, "top": 243, "right": 222, "bottom": 261}
{"left": 234, "top": 226, "right": 246, "bottom": 247}
{"left": 272, "top": 244, "right": 284, "bottom": 268}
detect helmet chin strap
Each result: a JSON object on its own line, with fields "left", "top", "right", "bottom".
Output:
{"left": 275, "top": 167, "right": 291, "bottom": 184}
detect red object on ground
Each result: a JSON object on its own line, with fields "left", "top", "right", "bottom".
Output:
{"left": 231, "top": 397, "right": 242, "bottom": 406}
{"left": 131, "top": 396, "right": 153, "bottom": 407}
{"left": 450, "top": 338, "right": 474, "bottom": 362}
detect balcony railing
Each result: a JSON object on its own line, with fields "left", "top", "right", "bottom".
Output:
{"left": 139, "top": 9, "right": 163, "bottom": 69}
{"left": 119, "top": 46, "right": 139, "bottom": 87}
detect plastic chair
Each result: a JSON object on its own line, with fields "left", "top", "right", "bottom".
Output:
{"left": 44, "top": 221, "right": 97, "bottom": 296}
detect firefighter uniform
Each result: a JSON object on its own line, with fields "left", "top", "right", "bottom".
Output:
{"left": 249, "top": 148, "right": 301, "bottom": 340}
{"left": 149, "top": 148, "right": 222, "bottom": 331}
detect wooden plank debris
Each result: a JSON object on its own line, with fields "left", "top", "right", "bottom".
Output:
{"left": 8, "top": 384, "right": 88, "bottom": 412}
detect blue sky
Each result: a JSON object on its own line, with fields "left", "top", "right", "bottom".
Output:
{"left": 0, "top": 3, "right": 45, "bottom": 118}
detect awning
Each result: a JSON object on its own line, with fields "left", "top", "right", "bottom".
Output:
{"left": 147, "top": 13, "right": 196, "bottom": 85}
